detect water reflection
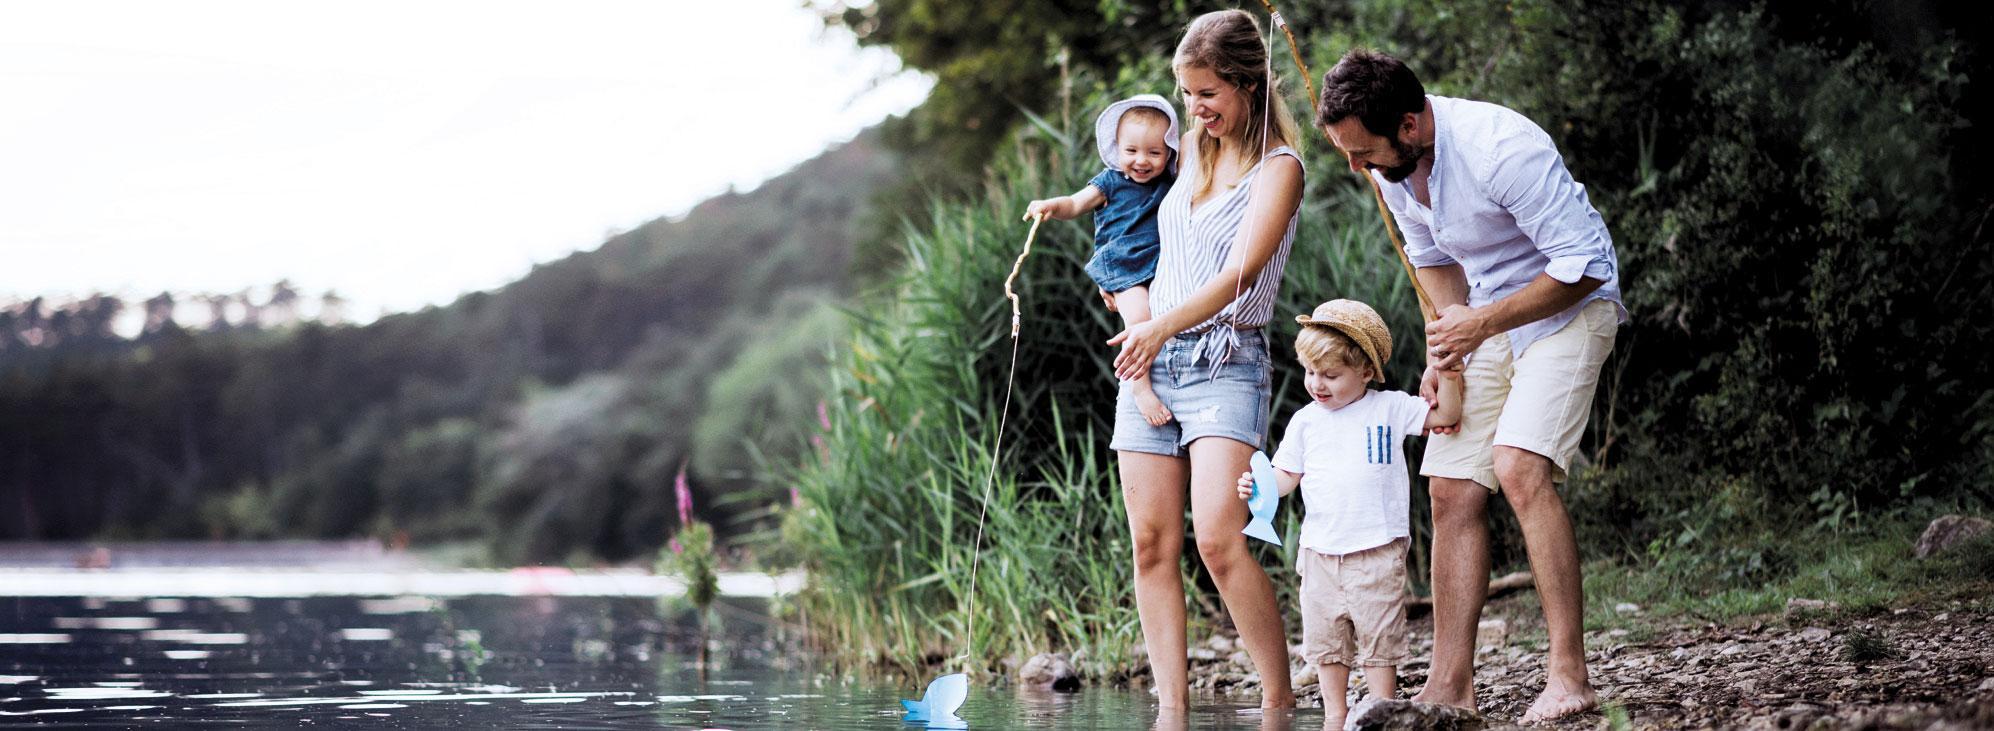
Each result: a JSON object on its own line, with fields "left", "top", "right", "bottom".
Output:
{"left": 0, "top": 595, "right": 1327, "bottom": 728}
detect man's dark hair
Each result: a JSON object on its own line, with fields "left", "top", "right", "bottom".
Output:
{"left": 1316, "top": 49, "right": 1425, "bottom": 138}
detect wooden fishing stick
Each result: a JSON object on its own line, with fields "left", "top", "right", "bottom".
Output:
{"left": 1256, "top": 0, "right": 1439, "bottom": 322}
{"left": 1004, "top": 214, "right": 1045, "bottom": 337}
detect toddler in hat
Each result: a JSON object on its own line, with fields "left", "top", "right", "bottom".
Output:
{"left": 1024, "top": 94, "right": 1180, "bottom": 426}
{"left": 1236, "top": 299, "right": 1461, "bottom": 728}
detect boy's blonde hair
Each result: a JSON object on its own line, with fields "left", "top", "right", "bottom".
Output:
{"left": 1294, "top": 325, "right": 1372, "bottom": 376}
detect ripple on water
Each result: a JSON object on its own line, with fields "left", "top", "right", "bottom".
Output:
{"left": 0, "top": 633, "right": 70, "bottom": 644}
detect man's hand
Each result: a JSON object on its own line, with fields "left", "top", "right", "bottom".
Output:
{"left": 1426, "top": 303, "right": 1490, "bottom": 371}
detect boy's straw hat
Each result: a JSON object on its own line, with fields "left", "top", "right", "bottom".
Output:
{"left": 1095, "top": 94, "right": 1181, "bottom": 175}
{"left": 1296, "top": 299, "right": 1392, "bottom": 382}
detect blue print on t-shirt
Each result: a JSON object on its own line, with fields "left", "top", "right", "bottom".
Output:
{"left": 1366, "top": 425, "right": 1394, "bottom": 464}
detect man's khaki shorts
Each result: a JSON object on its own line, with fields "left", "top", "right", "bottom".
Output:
{"left": 1421, "top": 299, "right": 1619, "bottom": 491}
{"left": 1298, "top": 539, "right": 1408, "bottom": 668}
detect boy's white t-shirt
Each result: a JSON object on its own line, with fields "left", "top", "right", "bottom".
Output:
{"left": 1271, "top": 390, "right": 1431, "bottom": 556}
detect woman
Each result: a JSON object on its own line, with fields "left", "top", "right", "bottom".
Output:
{"left": 1104, "top": 8, "right": 1304, "bottom": 711}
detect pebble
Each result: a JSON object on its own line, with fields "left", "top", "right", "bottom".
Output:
{"left": 1798, "top": 627, "right": 1833, "bottom": 642}
{"left": 1615, "top": 602, "right": 1642, "bottom": 615}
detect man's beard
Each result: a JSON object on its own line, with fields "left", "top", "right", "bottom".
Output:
{"left": 1378, "top": 136, "right": 1428, "bottom": 183}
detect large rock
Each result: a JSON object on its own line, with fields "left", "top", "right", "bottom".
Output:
{"left": 1915, "top": 515, "right": 1993, "bottom": 558}
{"left": 1476, "top": 618, "right": 1508, "bottom": 652}
{"left": 1345, "top": 699, "right": 1486, "bottom": 730}
{"left": 1016, "top": 652, "right": 1079, "bottom": 692}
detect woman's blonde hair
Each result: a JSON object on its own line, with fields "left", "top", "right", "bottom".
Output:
{"left": 1173, "top": 9, "right": 1299, "bottom": 201}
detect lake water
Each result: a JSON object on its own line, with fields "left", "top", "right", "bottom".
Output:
{"left": 0, "top": 595, "right": 1325, "bottom": 729}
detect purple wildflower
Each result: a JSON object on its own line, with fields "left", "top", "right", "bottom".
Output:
{"left": 675, "top": 464, "right": 693, "bottom": 527}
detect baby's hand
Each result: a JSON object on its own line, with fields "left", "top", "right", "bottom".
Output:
{"left": 1235, "top": 470, "right": 1255, "bottom": 501}
{"left": 1023, "top": 197, "right": 1064, "bottom": 221}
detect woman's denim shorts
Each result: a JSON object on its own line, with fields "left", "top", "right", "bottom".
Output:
{"left": 1110, "top": 329, "right": 1272, "bottom": 456}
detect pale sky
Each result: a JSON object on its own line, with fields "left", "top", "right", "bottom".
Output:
{"left": 0, "top": 0, "right": 931, "bottom": 322}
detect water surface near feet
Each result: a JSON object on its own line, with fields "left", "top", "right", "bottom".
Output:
{"left": 1, "top": 596, "right": 1323, "bottom": 729}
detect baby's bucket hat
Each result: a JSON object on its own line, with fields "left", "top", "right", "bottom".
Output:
{"left": 1095, "top": 94, "right": 1181, "bottom": 174}
{"left": 1296, "top": 299, "right": 1393, "bottom": 383}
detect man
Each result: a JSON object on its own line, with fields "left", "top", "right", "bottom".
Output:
{"left": 1315, "top": 49, "right": 1627, "bottom": 724}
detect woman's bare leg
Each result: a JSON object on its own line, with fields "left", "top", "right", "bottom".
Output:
{"left": 1187, "top": 437, "right": 1295, "bottom": 708}
{"left": 1122, "top": 450, "right": 1191, "bottom": 708}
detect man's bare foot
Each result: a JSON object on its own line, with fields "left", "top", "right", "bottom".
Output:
{"left": 1409, "top": 686, "right": 1477, "bottom": 713}
{"left": 1133, "top": 383, "right": 1173, "bottom": 426}
{"left": 1518, "top": 682, "right": 1597, "bottom": 724}
{"left": 1321, "top": 712, "right": 1345, "bottom": 731}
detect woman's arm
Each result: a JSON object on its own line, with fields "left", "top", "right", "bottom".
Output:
{"left": 1111, "top": 154, "right": 1303, "bottom": 380}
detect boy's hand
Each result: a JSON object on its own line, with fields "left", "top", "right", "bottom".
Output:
{"left": 1422, "top": 365, "right": 1462, "bottom": 436}
{"left": 1235, "top": 470, "right": 1255, "bottom": 501}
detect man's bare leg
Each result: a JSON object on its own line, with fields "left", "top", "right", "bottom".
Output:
{"left": 1114, "top": 286, "right": 1173, "bottom": 426}
{"left": 1494, "top": 447, "right": 1597, "bottom": 724}
{"left": 1411, "top": 477, "right": 1489, "bottom": 711}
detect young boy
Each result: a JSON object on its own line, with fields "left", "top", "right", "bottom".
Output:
{"left": 1236, "top": 299, "right": 1463, "bottom": 729}
{"left": 1024, "top": 94, "right": 1179, "bottom": 426}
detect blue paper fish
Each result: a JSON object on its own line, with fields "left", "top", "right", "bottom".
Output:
{"left": 901, "top": 672, "right": 968, "bottom": 728}
{"left": 1242, "top": 451, "right": 1282, "bottom": 546}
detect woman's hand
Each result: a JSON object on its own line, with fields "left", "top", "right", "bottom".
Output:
{"left": 1108, "top": 319, "right": 1170, "bottom": 381}
{"left": 1100, "top": 288, "right": 1118, "bottom": 313}
{"left": 1236, "top": 470, "right": 1255, "bottom": 500}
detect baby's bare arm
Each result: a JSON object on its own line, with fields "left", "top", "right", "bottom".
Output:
{"left": 1024, "top": 185, "right": 1105, "bottom": 221}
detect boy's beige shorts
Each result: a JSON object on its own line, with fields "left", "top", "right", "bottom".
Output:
{"left": 1422, "top": 299, "right": 1620, "bottom": 491}
{"left": 1299, "top": 538, "right": 1408, "bottom": 668}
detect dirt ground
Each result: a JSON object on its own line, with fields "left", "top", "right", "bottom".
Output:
{"left": 1193, "top": 594, "right": 1994, "bottom": 729}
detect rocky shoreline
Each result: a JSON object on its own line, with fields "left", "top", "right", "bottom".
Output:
{"left": 1147, "top": 594, "right": 1994, "bottom": 729}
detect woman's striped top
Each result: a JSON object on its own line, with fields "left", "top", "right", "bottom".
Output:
{"left": 1149, "top": 145, "right": 1304, "bottom": 371}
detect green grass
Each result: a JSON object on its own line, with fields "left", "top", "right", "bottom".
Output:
{"left": 1578, "top": 514, "right": 1994, "bottom": 632}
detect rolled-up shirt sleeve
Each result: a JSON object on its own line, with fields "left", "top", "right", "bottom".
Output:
{"left": 1373, "top": 174, "right": 1456, "bottom": 269}
{"left": 1485, "top": 125, "right": 1615, "bottom": 283}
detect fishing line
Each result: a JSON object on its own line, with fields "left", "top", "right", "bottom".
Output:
{"left": 958, "top": 213, "right": 1043, "bottom": 666}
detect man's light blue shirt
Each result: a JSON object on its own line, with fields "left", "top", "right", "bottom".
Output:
{"left": 1373, "top": 95, "right": 1627, "bottom": 359}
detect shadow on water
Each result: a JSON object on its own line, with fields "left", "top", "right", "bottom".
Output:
{"left": 1, "top": 595, "right": 1322, "bottom": 729}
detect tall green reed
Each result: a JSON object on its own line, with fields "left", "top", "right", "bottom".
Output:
{"left": 784, "top": 84, "right": 1448, "bottom": 679}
